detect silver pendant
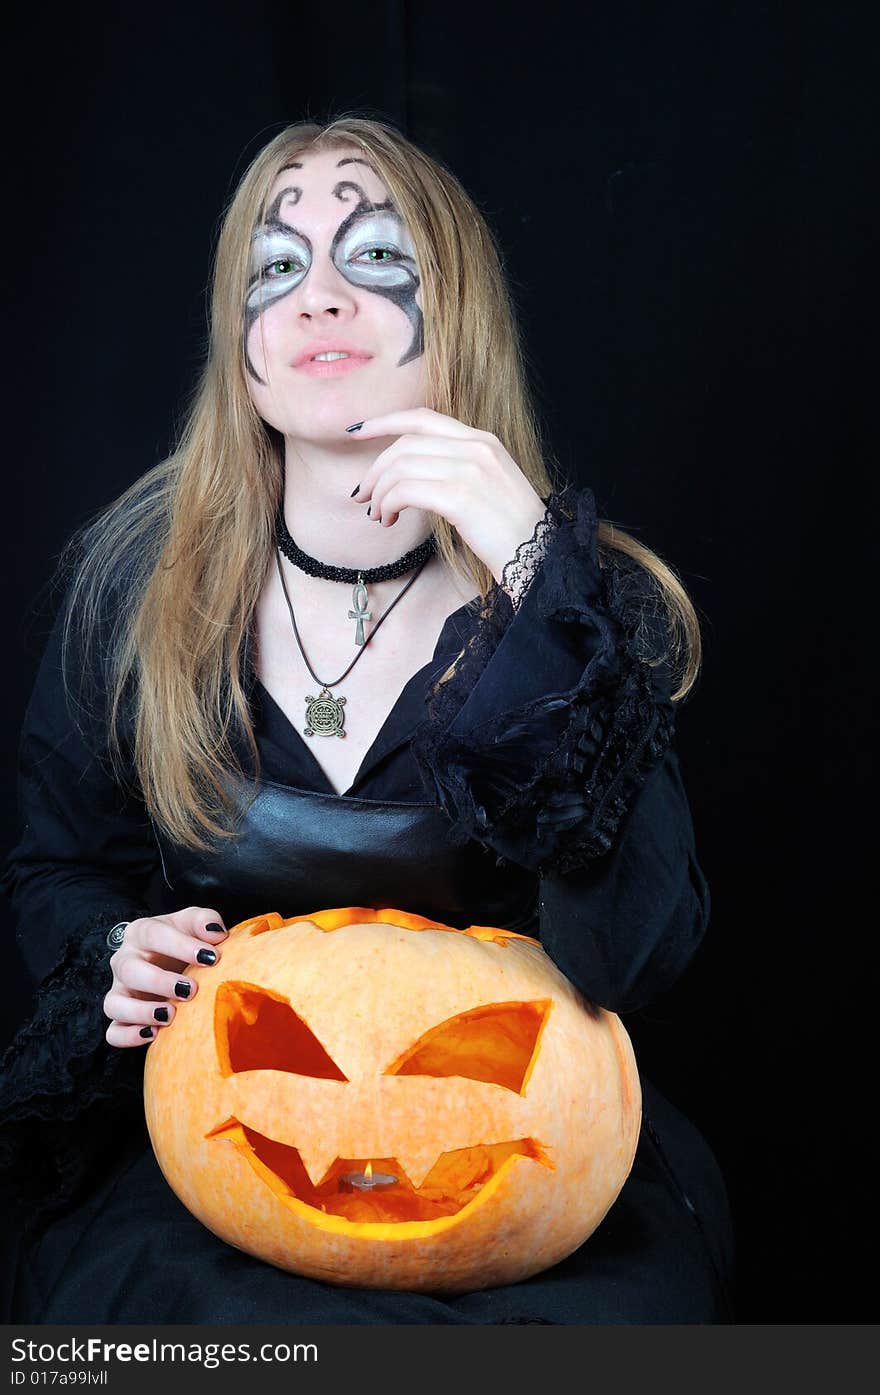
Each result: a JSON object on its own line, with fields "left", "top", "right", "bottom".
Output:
{"left": 348, "top": 574, "right": 372, "bottom": 646}
{"left": 303, "top": 688, "right": 347, "bottom": 739}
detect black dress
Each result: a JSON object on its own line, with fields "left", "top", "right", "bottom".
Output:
{"left": 0, "top": 486, "right": 735, "bottom": 1323}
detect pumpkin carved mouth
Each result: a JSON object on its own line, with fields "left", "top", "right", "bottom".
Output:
{"left": 206, "top": 1117, "right": 552, "bottom": 1225}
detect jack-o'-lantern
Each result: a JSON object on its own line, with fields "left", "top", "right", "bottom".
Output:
{"left": 143, "top": 907, "right": 641, "bottom": 1292}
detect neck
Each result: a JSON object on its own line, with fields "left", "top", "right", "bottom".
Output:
{"left": 280, "top": 433, "right": 433, "bottom": 571}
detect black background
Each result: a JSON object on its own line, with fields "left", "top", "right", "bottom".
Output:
{"left": 1, "top": 1, "right": 874, "bottom": 1322}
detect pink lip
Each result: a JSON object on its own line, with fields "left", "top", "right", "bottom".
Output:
{"left": 293, "top": 340, "right": 373, "bottom": 366}
{"left": 296, "top": 354, "right": 372, "bottom": 378}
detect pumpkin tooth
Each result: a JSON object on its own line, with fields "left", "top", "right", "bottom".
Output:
{"left": 296, "top": 1139, "right": 345, "bottom": 1188}
{"left": 393, "top": 1142, "right": 444, "bottom": 1192}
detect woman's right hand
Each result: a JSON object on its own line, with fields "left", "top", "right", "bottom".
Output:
{"left": 103, "top": 907, "right": 228, "bottom": 1048}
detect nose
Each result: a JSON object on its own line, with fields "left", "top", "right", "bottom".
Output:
{"left": 295, "top": 256, "right": 358, "bottom": 320}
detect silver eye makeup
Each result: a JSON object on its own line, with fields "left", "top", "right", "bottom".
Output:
{"left": 246, "top": 228, "right": 307, "bottom": 314}
{"left": 263, "top": 246, "right": 404, "bottom": 278}
{"left": 246, "top": 234, "right": 412, "bottom": 315}
{"left": 339, "top": 214, "right": 417, "bottom": 291}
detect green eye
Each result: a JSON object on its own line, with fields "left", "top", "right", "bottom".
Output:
{"left": 358, "top": 247, "right": 401, "bottom": 263}
{"left": 266, "top": 257, "right": 299, "bottom": 277}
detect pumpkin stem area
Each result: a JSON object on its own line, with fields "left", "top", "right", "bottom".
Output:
{"left": 238, "top": 907, "right": 541, "bottom": 950}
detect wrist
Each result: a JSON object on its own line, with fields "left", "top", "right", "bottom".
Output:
{"left": 498, "top": 504, "right": 556, "bottom": 609}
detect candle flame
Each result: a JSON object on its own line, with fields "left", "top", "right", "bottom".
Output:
{"left": 364, "top": 1160, "right": 373, "bottom": 1180}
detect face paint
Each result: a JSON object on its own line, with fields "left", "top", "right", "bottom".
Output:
{"left": 245, "top": 157, "right": 423, "bottom": 386}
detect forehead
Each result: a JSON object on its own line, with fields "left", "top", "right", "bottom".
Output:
{"left": 265, "top": 147, "right": 392, "bottom": 218}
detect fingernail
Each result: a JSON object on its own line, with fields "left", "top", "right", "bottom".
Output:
{"left": 204, "top": 923, "right": 226, "bottom": 936}
{"left": 153, "top": 1006, "right": 170, "bottom": 1023}
{"left": 345, "top": 421, "right": 364, "bottom": 433}
{"left": 350, "top": 483, "right": 360, "bottom": 497}
{"left": 197, "top": 948, "right": 217, "bottom": 965}
{"left": 366, "top": 506, "right": 371, "bottom": 517}
{"left": 139, "top": 1026, "right": 154, "bottom": 1038}
{"left": 175, "top": 981, "right": 192, "bottom": 999}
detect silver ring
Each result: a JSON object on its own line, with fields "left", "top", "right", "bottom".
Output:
{"left": 106, "top": 921, "right": 130, "bottom": 950}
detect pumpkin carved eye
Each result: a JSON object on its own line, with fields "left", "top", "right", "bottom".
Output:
{"left": 386, "top": 1000, "right": 551, "bottom": 1094}
{"left": 215, "top": 981, "right": 348, "bottom": 1081}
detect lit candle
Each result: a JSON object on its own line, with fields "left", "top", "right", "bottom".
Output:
{"left": 339, "top": 1161, "right": 399, "bottom": 1192}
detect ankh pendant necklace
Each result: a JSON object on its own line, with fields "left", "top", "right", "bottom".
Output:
{"left": 349, "top": 576, "right": 371, "bottom": 647}
{"left": 274, "top": 507, "right": 437, "bottom": 645}
{"left": 271, "top": 546, "right": 429, "bottom": 742}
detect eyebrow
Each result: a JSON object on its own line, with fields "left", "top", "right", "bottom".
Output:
{"left": 277, "top": 156, "right": 380, "bottom": 176}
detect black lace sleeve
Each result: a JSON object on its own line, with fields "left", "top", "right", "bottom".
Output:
{"left": 0, "top": 908, "right": 152, "bottom": 1227}
{"left": 412, "top": 483, "right": 677, "bottom": 876}
{"left": 0, "top": 584, "right": 159, "bottom": 1227}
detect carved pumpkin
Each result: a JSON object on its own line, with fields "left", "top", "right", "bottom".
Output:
{"left": 143, "top": 907, "right": 641, "bottom": 1292}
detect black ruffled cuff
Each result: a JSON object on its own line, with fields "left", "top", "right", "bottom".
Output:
{"left": 412, "top": 484, "right": 677, "bottom": 876}
{"left": 0, "top": 905, "right": 150, "bottom": 1227}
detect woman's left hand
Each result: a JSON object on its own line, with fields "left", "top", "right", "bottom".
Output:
{"left": 348, "top": 408, "right": 549, "bottom": 585}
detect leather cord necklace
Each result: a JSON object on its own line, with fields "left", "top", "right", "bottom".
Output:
{"left": 273, "top": 552, "right": 432, "bottom": 740}
{"left": 275, "top": 508, "right": 436, "bottom": 641}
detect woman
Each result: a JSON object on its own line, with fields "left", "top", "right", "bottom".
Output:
{"left": 0, "top": 115, "right": 734, "bottom": 1323}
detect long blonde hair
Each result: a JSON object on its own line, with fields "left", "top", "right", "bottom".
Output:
{"left": 57, "top": 113, "right": 702, "bottom": 853}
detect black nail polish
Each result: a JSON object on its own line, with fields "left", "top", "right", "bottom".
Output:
{"left": 350, "top": 483, "right": 360, "bottom": 497}
{"left": 153, "top": 1006, "right": 170, "bottom": 1022}
{"left": 140, "top": 1026, "right": 154, "bottom": 1038}
{"left": 175, "top": 981, "right": 192, "bottom": 998}
{"left": 204, "top": 922, "right": 226, "bottom": 936}
{"left": 197, "top": 948, "right": 217, "bottom": 965}
{"left": 366, "top": 506, "right": 371, "bottom": 517}
{"left": 345, "top": 421, "right": 364, "bottom": 433}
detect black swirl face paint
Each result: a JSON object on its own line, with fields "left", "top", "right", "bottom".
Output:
{"left": 245, "top": 156, "right": 423, "bottom": 386}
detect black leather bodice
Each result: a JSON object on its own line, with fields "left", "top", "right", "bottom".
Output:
{"left": 152, "top": 776, "right": 539, "bottom": 935}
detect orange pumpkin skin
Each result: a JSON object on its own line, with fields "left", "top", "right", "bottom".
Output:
{"left": 143, "top": 908, "right": 641, "bottom": 1293}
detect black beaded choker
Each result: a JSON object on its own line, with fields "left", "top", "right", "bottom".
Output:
{"left": 274, "top": 508, "right": 436, "bottom": 583}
